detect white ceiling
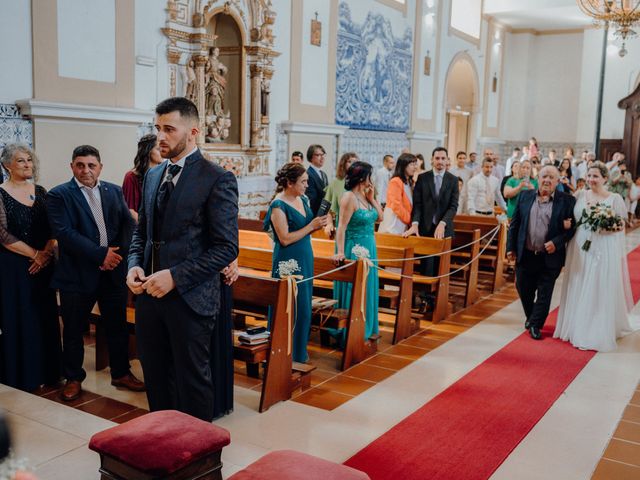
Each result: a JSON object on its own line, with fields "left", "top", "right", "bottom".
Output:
{"left": 483, "top": 0, "right": 593, "bottom": 31}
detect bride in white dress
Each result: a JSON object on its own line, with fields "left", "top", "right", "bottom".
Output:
{"left": 555, "top": 161, "right": 636, "bottom": 351}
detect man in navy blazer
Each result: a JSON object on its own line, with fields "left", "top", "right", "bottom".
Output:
{"left": 507, "top": 165, "right": 576, "bottom": 340}
{"left": 127, "top": 97, "right": 238, "bottom": 421}
{"left": 305, "top": 144, "right": 329, "bottom": 215}
{"left": 47, "top": 145, "right": 144, "bottom": 401}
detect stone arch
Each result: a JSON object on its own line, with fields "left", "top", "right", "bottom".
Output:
{"left": 443, "top": 52, "right": 480, "bottom": 156}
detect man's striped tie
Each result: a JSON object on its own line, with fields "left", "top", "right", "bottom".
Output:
{"left": 83, "top": 186, "right": 108, "bottom": 247}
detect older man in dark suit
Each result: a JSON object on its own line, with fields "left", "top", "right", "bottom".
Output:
{"left": 507, "top": 165, "right": 576, "bottom": 340}
{"left": 47, "top": 145, "right": 144, "bottom": 401}
{"left": 127, "top": 97, "right": 238, "bottom": 421}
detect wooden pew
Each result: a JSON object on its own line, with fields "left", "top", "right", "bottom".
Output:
{"left": 453, "top": 215, "right": 507, "bottom": 292}
{"left": 238, "top": 217, "right": 264, "bottom": 232}
{"left": 450, "top": 228, "right": 481, "bottom": 307}
{"left": 237, "top": 245, "right": 369, "bottom": 371}
{"left": 232, "top": 272, "right": 313, "bottom": 413}
{"left": 308, "top": 237, "right": 414, "bottom": 345}
{"left": 374, "top": 234, "right": 452, "bottom": 323}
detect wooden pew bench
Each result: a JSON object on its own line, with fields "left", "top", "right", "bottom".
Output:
{"left": 453, "top": 214, "right": 507, "bottom": 293}
{"left": 374, "top": 233, "right": 452, "bottom": 326}
{"left": 233, "top": 272, "right": 316, "bottom": 412}
{"left": 449, "top": 228, "right": 481, "bottom": 307}
{"left": 237, "top": 245, "right": 370, "bottom": 371}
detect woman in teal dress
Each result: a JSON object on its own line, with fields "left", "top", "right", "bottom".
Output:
{"left": 332, "top": 161, "right": 383, "bottom": 342}
{"left": 263, "top": 163, "right": 329, "bottom": 363}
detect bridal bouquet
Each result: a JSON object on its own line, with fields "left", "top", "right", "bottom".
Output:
{"left": 576, "top": 202, "right": 624, "bottom": 251}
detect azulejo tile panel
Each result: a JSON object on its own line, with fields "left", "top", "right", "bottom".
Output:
{"left": 0, "top": 104, "right": 33, "bottom": 150}
{"left": 335, "top": 2, "right": 413, "bottom": 132}
{"left": 341, "top": 129, "right": 409, "bottom": 168}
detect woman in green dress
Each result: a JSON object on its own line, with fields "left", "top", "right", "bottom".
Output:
{"left": 323, "top": 152, "right": 358, "bottom": 237}
{"left": 332, "top": 162, "right": 383, "bottom": 342}
{"left": 263, "top": 163, "right": 329, "bottom": 363}
{"left": 504, "top": 159, "right": 538, "bottom": 218}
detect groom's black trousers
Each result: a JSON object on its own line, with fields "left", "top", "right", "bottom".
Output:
{"left": 515, "top": 249, "right": 562, "bottom": 329}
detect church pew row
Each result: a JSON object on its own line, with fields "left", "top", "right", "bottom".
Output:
{"left": 92, "top": 273, "right": 310, "bottom": 413}
{"left": 237, "top": 246, "right": 371, "bottom": 371}
{"left": 453, "top": 214, "right": 508, "bottom": 293}
{"left": 307, "top": 229, "right": 454, "bottom": 324}
{"left": 238, "top": 230, "right": 416, "bottom": 344}
{"left": 233, "top": 273, "right": 312, "bottom": 413}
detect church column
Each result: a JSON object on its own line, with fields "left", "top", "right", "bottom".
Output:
{"left": 194, "top": 53, "right": 208, "bottom": 144}
{"left": 250, "top": 64, "right": 263, "bottom": 148}
{"left": 167, "top": 49, "right": 182, "bottom": 97}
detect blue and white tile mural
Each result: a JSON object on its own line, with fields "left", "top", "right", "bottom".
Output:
{"left": 335, "top": 2, "right": 413, "bottom": 132}
{"left": 0, "top": 104, "right": 33, "bottom": 150}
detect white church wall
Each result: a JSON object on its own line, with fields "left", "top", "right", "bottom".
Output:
{"left": 0, "top": 1, "right": 33, "bottom": 104}
{"left": 500, "top": 32, "right": 534, "bottom": 143}
{"left": 499, "top": 31, "right": 583, "bottom": 149}
{"left": 134, "top": 0, "right": 169, "bottom": 112}
{"left": 576, "top": 28, "right": 640, "bottom": 143}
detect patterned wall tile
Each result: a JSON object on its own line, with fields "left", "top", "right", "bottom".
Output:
{"left": 340, "top": 129, "right": 408, "bottom": 168}
{"left": 335, "top": 2, "right": 413, "bottom": 132}
{"left": 0, "top": 104, "right": 33, "bottom": 151}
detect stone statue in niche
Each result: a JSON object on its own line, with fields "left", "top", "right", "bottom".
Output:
{"left": 204, "top": 47, "right": 231, "bottom": 142}
{"left": 261, "top": 77, "right": 270, "bottom": 118}
{"left": 183, "top": 59, "right": 197, "bottom": 100}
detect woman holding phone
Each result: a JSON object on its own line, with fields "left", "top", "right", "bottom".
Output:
{"left": 503, "top": 159, "right": 537, "bottom": 219}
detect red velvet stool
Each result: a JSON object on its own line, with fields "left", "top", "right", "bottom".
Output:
{"left": 89, "top": 410, "right": 230, "bottom": 480}
{"left": 228, "top": 450, "right": 370, "bottom": 480}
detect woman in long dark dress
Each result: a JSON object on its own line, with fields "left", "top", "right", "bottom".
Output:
{"left": 0, "top": 144, "right": 61, "bottom": 391}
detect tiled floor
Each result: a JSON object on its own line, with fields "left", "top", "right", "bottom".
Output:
{"left": 592, "top": 381, "right": 640, "bottom": 479}
{"left": 3, "top": 230, "right": 640, "bottom": 479}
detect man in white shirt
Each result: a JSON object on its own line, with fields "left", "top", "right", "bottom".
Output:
{"left": 375, "top": 154, "right": 395, "bottom": 207}
{"left": 466, "top": 157, "right": 507, "bottom": 215}
{"left": 492, "top": 155, "right": 506, "bottom": 183}
{"left": 505, "top": 147, "right": 521, "bottom": 176}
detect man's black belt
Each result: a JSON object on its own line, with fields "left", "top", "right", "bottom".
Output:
{"left": 475, "top": 211, "right": 493, "bottom": 215}
{"left": 525, "top": 248, "right": 545, "bottom": 255}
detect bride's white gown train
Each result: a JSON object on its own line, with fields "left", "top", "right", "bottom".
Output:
{"left": 555, "top": 191, "right": 638, "bottom": 351}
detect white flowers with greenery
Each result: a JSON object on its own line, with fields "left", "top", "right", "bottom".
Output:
{"left": 576, "top": 202, "right": 624, "bottom": 251}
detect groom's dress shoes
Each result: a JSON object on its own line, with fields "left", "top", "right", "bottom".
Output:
{"left": 525, "top": 320, "right": 531, "bottom": 330}
{"left": 529, "top": 326, "right": 542, "bottom": 340}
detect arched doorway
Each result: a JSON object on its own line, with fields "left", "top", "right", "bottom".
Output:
{"left": 443, "top": 53, "right": 479, "bottom": 157}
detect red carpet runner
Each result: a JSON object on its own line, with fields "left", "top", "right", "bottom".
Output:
{"left": 345, "top": 244, "right": 640, "bottom": 480}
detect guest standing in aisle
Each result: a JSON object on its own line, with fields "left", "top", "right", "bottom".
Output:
{"left": 47, "top": 145, "right": 143, "bottom": 401}
{"left": 0, "top": 144, "right": 61, "bottom": 392}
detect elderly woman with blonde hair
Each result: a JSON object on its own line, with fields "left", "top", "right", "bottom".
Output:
{"left": 0, "top": 144, "right": 61, "bottom": 392}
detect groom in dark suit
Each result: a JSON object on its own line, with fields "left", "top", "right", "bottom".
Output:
{"left": 507, "top": 165, "right": 576, "bottom": 340}
{"left": 127, "top": 97, "right": 238, "bottom": 421}
{"left": 47, "top": 145, "right": 144, "bottom": 401}
{"left": 404, "top": 147, "right": 459, "bottom": 277}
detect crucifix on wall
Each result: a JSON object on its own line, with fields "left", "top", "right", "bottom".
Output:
{"left": 311, "top": 11, "right": 321, "bottom": 46}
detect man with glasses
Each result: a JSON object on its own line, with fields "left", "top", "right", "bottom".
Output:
{"left": 305, "top": 144, "right": 329, "bottom": 215}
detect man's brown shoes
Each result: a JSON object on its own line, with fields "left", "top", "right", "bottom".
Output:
{"left": 61, "top": 380, "right": 82, "bottom": 401}
{"left": 111, "top": 372, "right": 146, "bottom": 392}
